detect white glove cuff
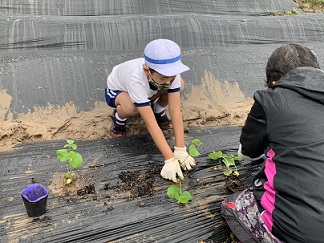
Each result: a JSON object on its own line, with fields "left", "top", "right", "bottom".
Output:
{"left": 165, "top": 157, "right": 177, "bottom": 163}
{"left": 238, "top": 144, "right": 265, "bottom": 161}
{"left": 174, "top": 146, "right": 186, "bottom": 151}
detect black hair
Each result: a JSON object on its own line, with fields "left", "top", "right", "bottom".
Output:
{"left": 149, "top": 68, "right": 156, "bottom": 74}
{"left": 265, "top": 43, "right": 320, "bottom": 88}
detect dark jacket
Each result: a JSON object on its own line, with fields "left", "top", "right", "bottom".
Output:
{"left": 240, "top": 67, "right": 324, "bottom": 243}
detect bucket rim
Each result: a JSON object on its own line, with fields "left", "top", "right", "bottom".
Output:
{"left": 21, "top": 184, "right": 49, "bottom": 202}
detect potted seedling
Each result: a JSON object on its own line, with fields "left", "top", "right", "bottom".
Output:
{"left": 56, "top": 139, "right": 83, "bottom": 185}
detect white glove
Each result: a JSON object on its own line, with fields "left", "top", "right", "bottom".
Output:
{"left": 238, "top": 144, "right": 265, "bottom": 161}
{"left": 174, "top": 146, "right": 196, "bottom": 170}
{"left": 160, "top": 157, "right": 184, "bottom": 183}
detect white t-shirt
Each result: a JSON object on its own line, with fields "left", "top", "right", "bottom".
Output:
{"left": 107, "top": 58, "right": 181, "bottom": 107}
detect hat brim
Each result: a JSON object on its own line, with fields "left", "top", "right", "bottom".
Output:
{"left": 146, "top": 60, "right": 190, "bottom": 76}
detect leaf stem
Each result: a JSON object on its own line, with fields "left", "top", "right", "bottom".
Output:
{"left": 179, "top": 180, "right": 182, "bottom": 195}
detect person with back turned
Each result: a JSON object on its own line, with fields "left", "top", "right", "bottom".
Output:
{"left": 221, "top": 43, "right": 324, "bottom": 242}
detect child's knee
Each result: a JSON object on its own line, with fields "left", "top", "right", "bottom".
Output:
{"left": 180, "top": 78, "right": 185, "bottom": 91}
{"left": 124, "top": 104, "right": 138, "bottom": 116}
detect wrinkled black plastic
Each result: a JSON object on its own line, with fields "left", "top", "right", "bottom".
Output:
{"left": 2, "top": 127, "right": 262, "bottom": 242}
{"left": 21, "top": 184, "right": 48, "bottom": 217}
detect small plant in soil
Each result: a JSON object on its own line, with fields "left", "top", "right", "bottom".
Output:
{"left": 208, "top": 151, "right": 242, "bottom": 176}
{"left": 56, "top": 139, "right": 83, "bottom": 185}
{"left": 167, "top": 139, "right": 200, "bottom": 203}
{"left": 167, "top": 178, "right": 192, "bottom": 205}
{"left": 225, "top": 174, "right": 245, "bottom": 193}
{"left": 178, "top": 138, "right": 203, "bottom": 170}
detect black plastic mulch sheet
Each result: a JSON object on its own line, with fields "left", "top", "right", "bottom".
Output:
{"left": 0, "top": 126, "right": 262, "bottom": 243}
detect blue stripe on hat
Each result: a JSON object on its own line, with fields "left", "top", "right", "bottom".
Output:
{"left": 144, "top": 54, "right": 181, "bottom": 64}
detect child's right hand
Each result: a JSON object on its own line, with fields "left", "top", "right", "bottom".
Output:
{"left": 160, "top": 158, "right": 184, "bottom": 183}
{"left": 174, "top": 146, "right": 196, "bottom": 170}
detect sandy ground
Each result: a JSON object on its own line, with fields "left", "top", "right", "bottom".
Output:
{"left": 0, "top": 71, "right": 254, "bottom": 152}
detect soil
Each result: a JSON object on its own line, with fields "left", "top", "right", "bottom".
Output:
{"left": 115, "top": 163, "right": 161, "bottom": 199}
{"left": 47, "top": 162, "right": 161, "bottom": 204}
{"left": 48, "top": 173, "right": 96, "bottom": 197}
{"left": 0, "top": 72, "right": 254, "bottom": 152}
{"left": 268, "top": 0, "right": 324, "bottom": 15}
{"left": 225, "top": 174, "right": 245, "bottom": 193}
{"left": 295, "top": 0, "right": 324, "bottom": 13}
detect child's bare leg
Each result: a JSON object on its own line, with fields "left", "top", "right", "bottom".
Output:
{"left": 115, "top": 92, "right": 138, "bottom": 118}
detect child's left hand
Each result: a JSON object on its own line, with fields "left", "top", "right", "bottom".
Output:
{"left": 174, "top": 147, "right": 196, "bottom": 170}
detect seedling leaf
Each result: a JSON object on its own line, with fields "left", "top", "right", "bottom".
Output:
{"left": 233, "top": 156, "right": 243, "bottom": 161}
{"left": 233, "top": 171, "right": 240, "bottom": 176}
{"left": 56, "top": 149, "right": 69, "bottom": 162}
{"left": 179, "top": 195, "right": 189, "bottom": 204}
{"left": 222, "top": 156, "right": 236, "bottom": 167}
{"left": 192, "top": 139, "right": 202, "bottom": 148}
{"left": 63, "top": 139, "right": 78, "bottom": 149}
{"left": 167, "top": 185, "right": 180, "bottom": 199}
{"left": 64, "top": 143, "right": 77, "bottom": 149}
{"left": 182, "top": 191, "right": 192, "bottom": 201}
{"left": 224, "top": 169, "right": 233, "bottom": 176}
{"left": 208, "top": 151, "right": 223, "bottom": 160}
{"left": 189, "top": 144, "right": 200, "bottom": 157}
{"left": 68, "top": 152, "right": 83, "bottom": 169}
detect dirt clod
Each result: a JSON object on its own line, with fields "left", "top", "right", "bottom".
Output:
{"left": 77, "top": 184, "right": 96, "bottom": 196}
{"left": 225, "top": 174, "right": 245, "bottom": 193}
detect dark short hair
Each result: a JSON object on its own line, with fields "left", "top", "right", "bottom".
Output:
{"left": 265, "top": 43, "right": 320, "bottom": 87}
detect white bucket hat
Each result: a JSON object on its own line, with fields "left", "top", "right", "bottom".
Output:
{"left": 144, "top": 39, "right": 189, "bottom": 76}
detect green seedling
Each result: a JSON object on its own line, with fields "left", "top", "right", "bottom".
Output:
{"left": 168, "top": 139, "right": 198, "bottom": 203}
{"left": 284, "top": 8, "right": 300, "bottom": 15}
{"left": 56, "top": 139, "right": 83, "bottom": 184}
{"left": 188, "top": 138, "right": 202, "bottom": 157}
{"left": 179, "top": 138, "right": 203, "bottom": 170}
{"left": 303, "top": 2, "right": 311, "bottom": 8}
{"left": 208, "top": 151, "right": 242, "bottom": 176}
{"left": 167, "top": 179, "right": 192, "bottom": 205}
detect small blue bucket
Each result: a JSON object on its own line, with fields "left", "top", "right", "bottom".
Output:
{"left": 21, "top": 184, "right": 48, "bottom": 217}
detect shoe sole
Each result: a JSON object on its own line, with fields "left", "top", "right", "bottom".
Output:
{"left": 110, "top": 130, "right": 125, "bottom": 138}
{"left": 158, "top": 123, "right": 172, "bottom": 130}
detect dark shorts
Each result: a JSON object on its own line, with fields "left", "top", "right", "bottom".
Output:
{"left": 221, "top": 188, "right": 283, "bottom": 243}
{"left": 105, "top": 88, "right": 122, "bottom": 108}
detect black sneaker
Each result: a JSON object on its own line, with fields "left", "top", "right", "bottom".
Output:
{"left": 151, "top": 103, "right": 171, "bottom": 129}
{"left": 110, "top": 110, "right": 127, "bottom": 137}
